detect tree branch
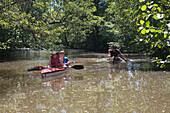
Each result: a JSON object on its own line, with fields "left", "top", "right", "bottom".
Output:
{"left": 49, "top": 12, "right": 72, "bottom": 24}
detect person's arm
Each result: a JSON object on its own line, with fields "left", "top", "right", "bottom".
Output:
{"left": 117, "top": 50, "right": 127, "bottom": 62}
{"left": 108, "top": 49, "right": 112, "bottom": 57}
{"left": 59, "top": 58, "right": 64, "bottom": 66}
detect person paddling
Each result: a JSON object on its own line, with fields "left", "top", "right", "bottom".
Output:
{"left": 108, "top": 45, "right": 127, "bottom": 62}
{"left": 59, "top": 51, "right": 70, "bottom": 66}
{"left": 49, "top": 51, "right": 65, "bottom": 68}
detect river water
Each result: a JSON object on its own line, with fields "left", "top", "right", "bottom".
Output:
{"left": 0, "top": 50, "right": 169, "bottom": 113}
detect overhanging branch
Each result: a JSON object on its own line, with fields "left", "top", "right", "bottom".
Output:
{"left": 49, "top": 12, "right": 72, "bottom": 25}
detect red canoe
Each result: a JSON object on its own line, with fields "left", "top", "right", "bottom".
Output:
{"left": 41, "top": 66, "right": 70, "bottom": 77}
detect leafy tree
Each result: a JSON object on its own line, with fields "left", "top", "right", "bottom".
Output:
{"left": 136, "top": 0, "right": 170, "bottom": 68}
{"left": 0, "top": 0, "right": 52, "bottom": 50}
{"left": 104, "top": 0, "right": 146, "bottom": 53}
{"left": 0, "top": 0, "right": 106, "bottom": 51}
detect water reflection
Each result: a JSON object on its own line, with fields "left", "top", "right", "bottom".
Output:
{"left": 42, "top": 74, "right": 71, "bottom": 92}
{"left": 108, "top": 62, "right": 122, "bottom": 80}
{"left": 0, "top": 51, "right": 170, "bottom": 113}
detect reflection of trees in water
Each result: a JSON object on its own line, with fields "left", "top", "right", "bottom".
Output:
{"left": 108, "top": 63, "right": 122, "bottom": 80}
{"left": 1, "top": 58, "right": 169, "bottom": 112}
{"left": 92, "top": 62, "right": 169, "bottom": 112}
{"left": 42, "top": 74, "right": 86, "bottom": 92}
{"left": 18, "top": 69, "right": 169, "bottom": 113}
{"left": 42, "top": 74, "right": 71, "bottom": 92}
{"left": 72, "top": 76, "right": 85, "bottom": 81}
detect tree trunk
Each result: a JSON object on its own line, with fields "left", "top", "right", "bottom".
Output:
{"left": 93, "top": 0, "right": 99, "bottom": 51}
{"left": 64, "top": 32, "right": 69, "bottom": 48}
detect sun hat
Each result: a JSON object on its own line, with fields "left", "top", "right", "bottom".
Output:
{"left": 60, "top": 50, "right": 65, "bottom": 53}
{"left": 51, "top": 51, "right": 57, "bottom": 54}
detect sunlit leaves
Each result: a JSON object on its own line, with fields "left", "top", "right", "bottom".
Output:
{"left": 105, "top": 0, "right": 141, "bottom": 52}
{"left": 146, "top": 29, "right": 149, "bottom": 33}
{"left": 136, "top": 0, "right": 170, "bottom": 68}
{"left": 140, "top": 20, "right": 145, "bottom": 25}
{"left": 141, "top": 28, "right": 146, "bottom": 34}
{"left": 145, "top": 21, "right": 150, "bottom": 27}
{"left": 157, "top": 7, "right": 161, "bottom": 12}
{"left": 153, "top": 4, "right": 158, "bottom": 7}
{"left": 152, "top": 14, "right": 159, "bottom": 20}
{"left": 0, "top": 0, "right": 98, "bottom": 49}
{"left": 141, "top": 5, "right": 147, "bottom": 11}
{"left": 164, "top": 34, "right": 167, "bottom": 39}
{"left": 150, "top": 29, "right": 156, "bottom": 32}
{"left": 0, "top": 0, "right": 59, "bottom": 49}
{"left": 139, "top": 0, "right": 143, "bottom": 2}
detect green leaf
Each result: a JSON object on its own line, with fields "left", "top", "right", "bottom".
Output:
{"left": 141, "top": 5, "right": 147, "bottom": 11}
{"left": 152, "top": 7, "right": 156, "bottom": 11}
{"left": 146, "top": 3, "right": 150, "bottom": 5}
{"left": 153, "top": 4, "right": 158, "bottom": 7}
{"left": 141, "top": 28, "right": 146, "bottom": 34}
{"left": 154, "top": 34, "right": 158, "bottom": 38}
{"left": 150, "top": 29, "right": 156, "bottom": 32}
{"left": 164, "top": 34, "right": 167, "bottom": 38}
{"left": 157, "top": 7, "right": 161, "bottom": 12}
{"left": 142, "top": 12, "right": 148, "bottom": 17}
{"left": 136, "top": 20, "right": 140, "bottom": 26}
{"left": 140, "top": 20, "right": 145, "bottom": 25}
{"left": 151, "top": 43, "right": 154, "bottom": 49}
{"left": 139, "top": 0, "right": 143, "bottom": 2}
{"left": 153, "top": 14, "right": 159, "bottom": 20}
{"left": 146, "top": 21, "right": 150, "bottom": 27}
{"left": 146, "top": 29, "right": 150, "bottom": 33}
{"left": 166, "top": 55, "right": 170, "bottom": 59}
{"left": 158, "top": 45, "right": 162, "bottom": 48}
{"left": 156, "top": 30, "right": 163, "bottom": 33}
{"left": 145, "top": 39, "right": 149, "bottom": 43}
{"left": 160, "top": 63, "right": 165, "bottom": 68}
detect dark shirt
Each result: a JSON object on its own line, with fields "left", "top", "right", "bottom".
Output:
{"left": 110, "top": 49, "right": 120, "bottom": 57}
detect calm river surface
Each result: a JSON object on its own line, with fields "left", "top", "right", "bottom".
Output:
{"left": 0, "top": 50, "right": 169, "bottom": 113}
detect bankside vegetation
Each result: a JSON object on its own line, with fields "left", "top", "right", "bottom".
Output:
{"left": 0, "top": 0, "right": 169, "bottom": 68}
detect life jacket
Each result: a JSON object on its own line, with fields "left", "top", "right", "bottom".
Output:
{"left": 50, "top": 55, "right": 62, "bottom": 67}
{"left": 63, "top": 56, "right": 69, "bottom": 64}
{"left": 62, "top": 56, "right": 70, "bottom": 66}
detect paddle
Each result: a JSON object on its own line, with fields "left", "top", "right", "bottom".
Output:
{"left": 70, "top": 60, "right": 86, "bottom": 63}
{"left": 27, "top": 65, "right": 84, "bottom": 71}
{"left": 27, "top": 66, "right": 46, "bottom": 71}
{"left": 71, "top": 65, "right": 84, "bottom": 69}
{"left": 27, "top": 60, "right": 85, "bottom": 71}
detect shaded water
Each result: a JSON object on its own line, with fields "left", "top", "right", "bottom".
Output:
{"left": 0, "top": 50, "right": 169, "bottom": 113}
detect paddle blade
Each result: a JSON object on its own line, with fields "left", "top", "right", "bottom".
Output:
{"left": 71, "top": 65, "right": 84, "bottom": 69}
{"left": 27, "top": 68, "right": 38, "bottom": 71}
{"left": 27, "top": 66, "right": 46, "bottom": 71}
